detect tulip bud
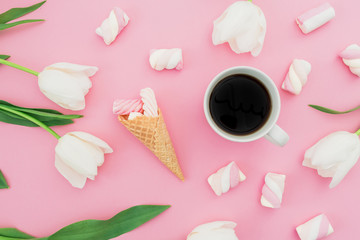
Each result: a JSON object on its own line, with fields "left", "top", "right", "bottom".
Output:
{"left": 303, "top": 131, "right": 360, "bottom": 188}
{"left": 212, "top": 1, "right": 266, "bottom": 56}
{"left": 55, "top": 131, "right": 113, "bottom": 188}
{"left": 187, "top": 221, "right": 239, "bottom": 240}
{"left": 38, "top": 63, "right": 98, "bottom": 111}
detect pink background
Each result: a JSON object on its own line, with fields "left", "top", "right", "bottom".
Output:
{"left": 1, "top": 0, "right": 360, "bottom": 239}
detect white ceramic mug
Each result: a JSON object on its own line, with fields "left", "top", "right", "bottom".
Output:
{"left": 204, "top": 66, "right": 289, "bottom": 147}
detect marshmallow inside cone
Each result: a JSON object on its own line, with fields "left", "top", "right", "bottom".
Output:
{"left": 115, "top": 88, "right": 184, "bottom": 180}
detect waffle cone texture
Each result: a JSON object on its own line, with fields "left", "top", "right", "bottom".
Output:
{"left": 118, "top": 109, "right": 184, "bottom": 181}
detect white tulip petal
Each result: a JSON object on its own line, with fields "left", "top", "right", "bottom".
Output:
{"left": 303, "top": 143, "right": 318, "bottom": 168}
{"left": 55, "top": 154, "right": 87, "bottom": 189}
{"left": 317, "top": 164, "right": 338, "bottom": 178}
{"left": 55, "top": 134, "right": 101, "bottom": 177}
{"left": 303, "top": 131, "right": 360, "bottom": 188}
{"left": 191, "top": 221, "right": 237, "bottom": 232}
{"left": 38, "top": 62, "right": 97, "bottom": 111}
{"left": 54, "top": 131, "right": 112, "bottom": 188}
{"left": 65, "top": 72, "right": 92, "bottom": 95}
{"left": 188, "top": 231, "right": 239, "bottom": 240}
{"left": 38, "top": 70, "right": 86, "bottom": 110}
{"left": 187, "top": 221, "right": 238, "bottom": 240}
{"left": 311, "top": 132, "right": 360, "bottom": 167}
{"left": 212, "top": 1, "right": 266, "bottom": 56}
{"left": 46, "top": 62, "right": 98, "bottom": 77}
{"left": 329, "top": 146, "right": 360, "bottom": 188}
{"left": 70, "top": 131, "right": 113, "bottom": 155}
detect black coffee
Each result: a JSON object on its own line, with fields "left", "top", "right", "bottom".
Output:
{"left": 209, "top": 74, "right": 271, "bottom": 135}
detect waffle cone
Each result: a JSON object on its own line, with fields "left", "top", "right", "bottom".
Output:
{"left": 118, "top": 109, "right": 184, "bottom": 181}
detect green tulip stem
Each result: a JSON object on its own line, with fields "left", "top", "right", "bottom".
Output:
{"left": 248, "top": 0, "right": 253, "bottom": 2}
{"left": 0, "top": 105, "right": 61, "bottom": 139}
{"left": 356, "top": 129, "right": 360, "bottom": 136}
{"left": 0, "top": 58, "right": 39, "bottom": 76}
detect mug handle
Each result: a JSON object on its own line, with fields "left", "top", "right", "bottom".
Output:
{"left": 264, "top": 124, "right": 289, "bottom": 147}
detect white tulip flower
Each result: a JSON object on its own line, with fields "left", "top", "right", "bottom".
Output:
{"left": 55, "top": 131, "right": 113, "bottom": 188}
{"left": 38, "top": 63, "right": 98, "bottom": 111}
{"left": 187, "top": 221, "right": 239, "bottom": 240}
{"left": 212, "top": 1, "right": 266, "bottom": 56}
{"left": 0, "top": 59, "right": 98, "bottom": 111}
{"left": 303, "top": 131, "right": 360, "bottom": 188}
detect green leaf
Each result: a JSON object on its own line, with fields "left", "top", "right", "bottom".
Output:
{"left": 0, "top": 170, "right": 9, "bottom": 189}
{"left": 0, "top": 55, "right": 10, "bottom": 60}
{"left": 0, "top": 101, "right": 82, "bottom": 127}
{"left": 48, "top": 205, "right": 170, "bottom": 240}
{"left": 0, "top": 19, "right": 44, "bottom": 31}
{"left": 0, "top": 228, "right": 34, "bottom": 239}
{"left": 0, "top": 101, "right": 83, "bottom": 120}
{"left": 0, "top": 205, "right": 169, "bottom": 240}
{"left": 0, "top": 109, "right": 73, "bottom": 127}
{"left": 309, "top": 104, "right": 360, "bottom": 114}
{"left": 0, "top": 1, "right": 46, "bottom": 24}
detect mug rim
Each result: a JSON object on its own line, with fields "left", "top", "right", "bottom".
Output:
{"left": 203, "top": 66, "right": 281, "bottom": 142}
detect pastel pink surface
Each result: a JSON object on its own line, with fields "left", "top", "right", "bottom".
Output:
{"left": 1, "top": 0, "right": 360, "bottom": 239}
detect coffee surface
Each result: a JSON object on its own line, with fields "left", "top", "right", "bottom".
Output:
{"left": 209, "top": 74, "right": 271, "bottom": 135}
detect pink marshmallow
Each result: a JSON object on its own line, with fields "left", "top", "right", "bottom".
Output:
{"left": 113, "top": 99, "right": 143, "bottom": 115}
{"left": 296, "top": 3, "right": 335, "bottom": 34}
{"left": 296, "top": 214, "right": 334, "bottom": 240}
{"left": 260, "top": 173, "right": 286, "bottom": 208}
{"left": 208, "top": 161, "right": 246, "bottom": 196}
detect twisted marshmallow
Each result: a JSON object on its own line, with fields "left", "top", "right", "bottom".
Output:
{"left": 149, "top": 48, "right": 183, "bottom": 71}
{"left": 96, "top": 7, "right": 129, "bottom": 45}
{"left": 296, "top": 3, "right": 335, "bottom": 34}
{"left": 282, "top": 59, "right": 311, "bottom": 95}
{"left": 113, "top": 99, "right": 143, "bottom": 115}
{"left": 260, "top": 173, "right": 286, "bottom": 208}
{"left": 339, "top": 44, "right": 360, "bottom": 77}
{"left": 140, "top": 88, "right": 158, "bottom": 117}
{"left": 296, "top": 214, "right": 334, "bottom": 240}
{"left": 208, "top": 161, "right": 246, "bottom": 196}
